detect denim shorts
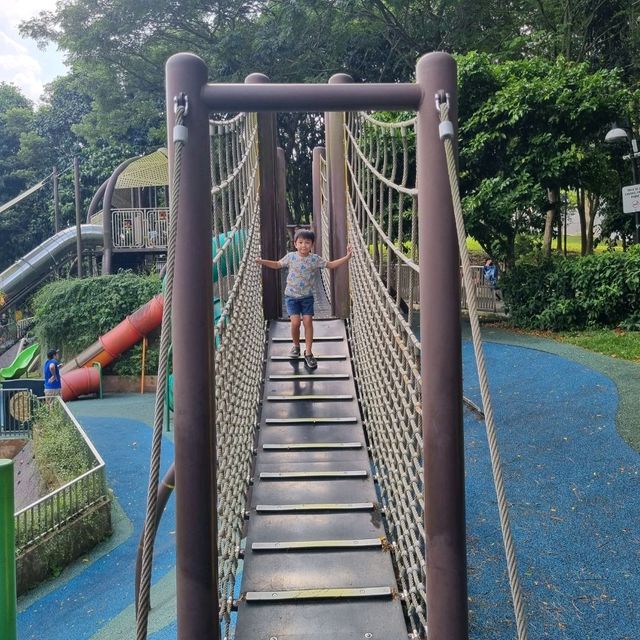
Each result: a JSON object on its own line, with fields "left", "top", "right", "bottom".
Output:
{"left": 285, "top": 295, "right": 314, "bottom": 317}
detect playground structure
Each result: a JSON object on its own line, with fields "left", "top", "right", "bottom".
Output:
{"left": 0, "top": 225, "right": 103, "bottom": 313}
{"left": 87, "top": 148, "right": 172, "bottom": 274}
{"left": 129, "top": 50, "right": 480, "bottom": 640}
{"left": 0, "top": 50, "right": 533, "bottom": 640}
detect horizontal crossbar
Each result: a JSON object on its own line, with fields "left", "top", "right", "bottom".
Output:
{"left": 272, "top": 336, "right": 343, "bottom": 342}
{"left": 256, "top": 502, "right": 374, "bottom": 512}
{"left": 267, "top": 394, "right": 353, "bottom": 401}
{"left": 262, "top": 442, "right": 362, "bottom": 450}
{"left": 202, "top": 83, "right": 422, "bottom": 112}
{"left": 244, "top": 586, "right": 393, "bottom": 601}
{"left": 270, "top": 355, "right": 346, "bottom": 361}
{"left": 251, "top": 538, "right": 383, "bottom": 551}
{"left": 265, "top": 417, "right": 357, "bottom": 424}
{"left": 268, "top": 374, "right": 350, "bottom": 380}
{"left": 259, "top": 470, "right": 367, "bottom": 480}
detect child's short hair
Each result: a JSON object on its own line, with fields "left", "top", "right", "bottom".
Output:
{"left": 294, "top": 228, "right": 315, "bottom": 243}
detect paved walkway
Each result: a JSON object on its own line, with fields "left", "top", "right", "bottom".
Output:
{"left": 14, "top": 325, "right": 640, "bottom": 639}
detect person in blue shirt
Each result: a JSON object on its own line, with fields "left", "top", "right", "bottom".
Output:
{"left": 43, "top": 348, "right": 62, "bottom": 398}
{"left": 482, "top": 258, "right": 502, "bottom": 300}
{"left": 482, "top": 258, "right": 498, "bottom": 287}
{"left": 256, "top": 229, "right": 352, "bottom": 369}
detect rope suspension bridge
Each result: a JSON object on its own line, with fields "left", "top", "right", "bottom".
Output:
{"left": 134, "top": 51, "right": 527, "bottom": 640}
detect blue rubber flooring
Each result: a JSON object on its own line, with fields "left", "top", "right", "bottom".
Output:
{"left": 17, "top": 412, "right": 177, "bottom": 640}
{"left": 14, "top": 337, "right": 640, "bottom": 639}
{"left": 463, "top": 341, "right": 639, "bottom": 639}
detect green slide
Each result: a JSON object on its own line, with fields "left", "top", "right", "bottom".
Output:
{"left": 0, "top": 343, "right": 40, "bottom": 381}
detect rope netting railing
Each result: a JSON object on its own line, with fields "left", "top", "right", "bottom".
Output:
{"left": 343, "top": 110, "right": 426, "bottom": 636}
{"left": 318, "top": 152, "right": 332, "bottom": 303}
{"left": 137, "top": 110, "right": 264, "bottom": 640}
{"left": 209, "top": 111, "right": 264, "bottom": 635}
{"left": 341, "top": 104, "right": 528, "bottom": 639}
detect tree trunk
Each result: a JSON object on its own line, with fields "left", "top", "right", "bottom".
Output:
{"left": 556, "top": 208, "right": 562, "bottom": 253}
{"left": 585, "top": 191, "right": 599, "bottom": 254}
{"left": 576, "top": 188, "right": 587, "bottom": 255}
{"left": 543, "top": 187, "right": 560, "bottom": 256}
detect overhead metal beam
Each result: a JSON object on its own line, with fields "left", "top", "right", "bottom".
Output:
{"left": 201, "top": 83, "right": 422, "bottom": 113}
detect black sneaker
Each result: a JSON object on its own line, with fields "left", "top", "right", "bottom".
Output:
{"left": 303, "top": 352, "right": 318, "bottom": 370}
{"left": 289, "top": 345, "right": 300, "bottom": 358}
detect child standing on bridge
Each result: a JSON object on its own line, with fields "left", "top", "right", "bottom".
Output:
{"left": 256, "top": 229, "right": 352, "bottom": 370}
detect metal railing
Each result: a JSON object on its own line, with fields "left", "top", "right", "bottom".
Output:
{"left": 386, "top": 262, "right": 500, "bottom": 314}
{"left": 0, "top": 389, "right": 38, "bottom": 439}
{"left": 460, "top": 266, "right": 500, "bottom": 313}
{"left": 112, "top": 208, "right": 169, "bottom": 249}
{"left": 14, "top": 398, "right": 108, "bottom": 553}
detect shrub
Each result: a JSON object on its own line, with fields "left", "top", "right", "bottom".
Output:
{"left": 502, "top": 246, "right": 640, "bottom": 330}
{"left": 31, "top": 402, "right": 95, "bottom": 489}
{"left": 32, "top": 271, "right": 161, "bottom": 374}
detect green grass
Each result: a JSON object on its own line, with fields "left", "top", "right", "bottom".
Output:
{"left": 467, "top": 235, "right": 621, "bottom": 255}
{"left": 549, "top": 329, "right": 640, "bottom": 362}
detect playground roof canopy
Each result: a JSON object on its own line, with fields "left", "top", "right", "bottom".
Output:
{"left": 115, "top": 148, "right": 168, "bottom": 189}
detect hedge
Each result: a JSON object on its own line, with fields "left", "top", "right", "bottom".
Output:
{"left": 32, "top": 272, "right": 162, "bottom": 374}
{"left": 502, "top": 246, "right": 640, "bottom": 331}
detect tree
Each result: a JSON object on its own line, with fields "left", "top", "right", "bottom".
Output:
{"left": 458, "top": 53, "right": 635, "bottom": 263}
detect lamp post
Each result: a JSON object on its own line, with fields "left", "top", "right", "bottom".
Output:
{"left": 605, "top": 126, "right": 640, "bottom": 244}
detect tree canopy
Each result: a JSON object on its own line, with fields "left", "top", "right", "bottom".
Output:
{"left": 0, "top": 0, "right": 638, "bottom": 272}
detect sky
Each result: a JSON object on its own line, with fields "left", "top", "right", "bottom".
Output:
{"left": 0, "top": 2, "right": 67, "bottom": 103}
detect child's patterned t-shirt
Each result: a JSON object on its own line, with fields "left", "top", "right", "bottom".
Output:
{"left": 279, "top": 252, "right": 327, "bottom": 298}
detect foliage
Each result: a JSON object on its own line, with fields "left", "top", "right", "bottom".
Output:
{"left": 457, "top": 52, "right": 635, "bottom": 265}
{"left": 502, "top": 245, "right": 640, "bottom": 330}
{"left": 31, "top": 401, "right": 94, "bottom": 489}
{"left": 32, "top": 272, "right": 162, "bottom": 372}
{"left": 1, "top": 0, "right": 639, "bottom": 262}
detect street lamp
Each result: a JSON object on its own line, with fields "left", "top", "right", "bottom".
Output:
{"left": 605, "top": 125, "right": 640, "bottom": 243}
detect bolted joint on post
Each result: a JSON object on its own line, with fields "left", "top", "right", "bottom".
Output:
{"left": 434, "top": 90, "right": 450, "bottom": 113}
{"left": 173, "top": 92, "right": 189, "bottom": 115}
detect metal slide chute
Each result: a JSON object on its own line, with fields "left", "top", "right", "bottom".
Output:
{"left": 0, "top": 225, "right": 104, "bottom": 311}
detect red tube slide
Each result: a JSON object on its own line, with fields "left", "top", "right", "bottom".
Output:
{"left": 60, "top": 294, "right": 164, "bottom": 400}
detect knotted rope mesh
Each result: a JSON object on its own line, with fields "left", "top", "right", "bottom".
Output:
{"left": 209, "top": 112, "right": 264, "bottom": 635}
{"left": 343, "top": 111, "right": 426, "bottom": 636}
{"left": 318, "top": 151, "right": 332, "bottom": 302}
{"left": 136, "top": 111, "right": 262, "bottom": 640}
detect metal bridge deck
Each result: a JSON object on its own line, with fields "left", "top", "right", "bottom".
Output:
{"left": 235, "top": 318, "right": 407, "bottom": 640}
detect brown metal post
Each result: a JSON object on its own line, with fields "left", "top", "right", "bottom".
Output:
{"left": 73, "top": 157, "right": 83, "bottom": 278}
{"left": 166, "top": 52, "right": 218, "bottom": 640}
{"left": 52, "top": 166, "right": 60, "bottom": 233}
{"left": 416, "top": 53, "right": 468, "bottom": 639}
{"left": 311, "top": 147, "right": 325, "bottom": 256}
{"left": 276, "top": 146, "right": 287, "bottom": 263}
{"left": 246, "top": 73, "right": 281, "bottom": 319}
{"left": 325, "top": 74, "right": 352, "bottom": 318}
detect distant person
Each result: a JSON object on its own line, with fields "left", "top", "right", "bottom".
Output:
{"left": 256, "top": 228, "right": 352, "bottom": 370}
{"left": 483, "top": 258, "right": 501, "bottom": 300}
{"left": 43, "top": 348, "right": 62, "bottom": 398}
